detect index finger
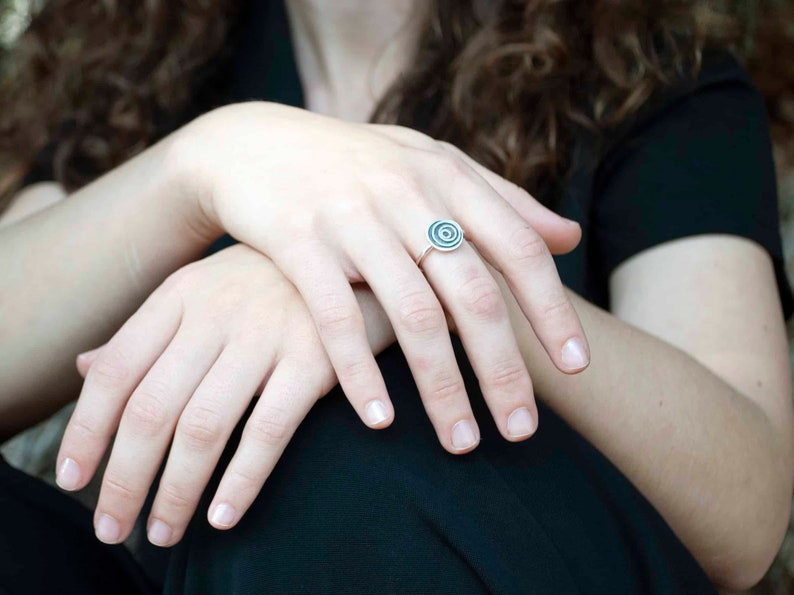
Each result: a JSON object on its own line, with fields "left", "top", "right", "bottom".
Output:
{"left": 56, "top": 290, "right": 181, "bottom": 492}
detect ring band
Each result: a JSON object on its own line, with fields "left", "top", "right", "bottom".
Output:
{"left": 415, "top": 219, "right": 465, "bottom": 268}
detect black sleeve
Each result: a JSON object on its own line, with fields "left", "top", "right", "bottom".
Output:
{"left": 592, "top": 53, "right": 794, "bottom": 319}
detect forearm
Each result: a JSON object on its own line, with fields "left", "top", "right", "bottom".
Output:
{"left": 497, "top": 281, "right": 791, "bottom": 588}
{"left": 0, "top": 134, "right": 213, "bottom": 439}
{"left": 348, "top": 265, "right": 789, "bottom": 586}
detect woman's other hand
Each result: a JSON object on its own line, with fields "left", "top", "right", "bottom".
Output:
{"left": 57, "top": 244, "right": 380, "bottom": 546}
{"left": 174, "top": 103, "right": 589, "bottom": 452}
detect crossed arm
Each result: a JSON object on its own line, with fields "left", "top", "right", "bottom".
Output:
{"left": 2, "top": 108, "right": 792, "bottom": 590}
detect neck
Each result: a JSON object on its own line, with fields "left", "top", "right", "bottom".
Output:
{"left": 285, "top": 0, "right": 426, "bottom": 122}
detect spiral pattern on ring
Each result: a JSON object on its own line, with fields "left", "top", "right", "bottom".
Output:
{"left": 427, "top": 219, "right": 464, "bottom": 251}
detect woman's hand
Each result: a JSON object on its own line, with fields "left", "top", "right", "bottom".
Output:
{"left": 174, "top": 103, "right": 589, "bottom": 452}
{"left": 57, "top": 244, "right": 387, "bottom": 546}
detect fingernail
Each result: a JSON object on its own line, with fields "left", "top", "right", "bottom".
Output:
{"left": 95, "top": 514, "right": 121, "bottom": 544}
{"left": 561, "top": 337, "right": 589, "bottom": 371}
{"left": 76, "top": 348, "right": 100, "bottom": 362}
{"left": 147, "top": 519, "right": 172, "bottom": 547}
{"left": 365, "top": 400, "right": 388, "bottom": 426}
{"left": 211, "top": 503, "right": 236, "bottom": 528}
{"left": 451, "top": 420, "right": 479, "bottom": 451}
{"left": 563, "top": 216, "right": 580, "bottom": 226}
{"left": 507, "top": 408, "right": 536, "bottom": 438}
{"left": 56, "top": 458, "right": 81, "bottom": 491}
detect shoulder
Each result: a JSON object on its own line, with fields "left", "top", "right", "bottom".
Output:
{"left": 583, "top": 48, "right": 793, "bottom": 318}
{"left": 592, "top": 48, "right": 777, "bottom": 238}
{"left": 599, "top": 49, "right": 759, "bottom": 166}
{"left": 590, "top": 47, "right": 779, "bottom": 254}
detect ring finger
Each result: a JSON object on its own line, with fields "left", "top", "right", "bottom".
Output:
{"left": 338, "top": 222, "right": 481, "bottom": 454}
{"left": 419, "top": 239, "right": 538, "bottom": 441}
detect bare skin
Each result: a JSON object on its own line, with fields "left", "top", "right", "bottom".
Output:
{"left": 1, "top": 0, "right": 791, "bottom": 590}
{"left": 66, "top": 216, "right": 794, "bottom": 590}
{"left": 7, "top": 164, "right": 793, "bottom": 592}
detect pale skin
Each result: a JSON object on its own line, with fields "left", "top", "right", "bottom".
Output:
{"left": 0, "top": 0, "right": 584, "bottom": 532}
{"left": 0, "top": 0, "right": 791, "bottom": 591}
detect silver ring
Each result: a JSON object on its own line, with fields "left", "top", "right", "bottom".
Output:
{"left": 415, "top": 219, "right": 465, "bottom": 268}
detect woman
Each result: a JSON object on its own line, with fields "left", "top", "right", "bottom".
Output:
{"left": 1, "top": 0, "right": 792, "bottom": 592}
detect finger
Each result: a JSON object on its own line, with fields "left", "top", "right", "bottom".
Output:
{"left": 271, "top": 238, "right": 393, "bottom": 430}
{"left": 368, "top": 124, "right": 580, "bottom": 254}
{"left": 407, "top": 152, "right": 590, "bottom": 375}
{"left": 76, "top": 346, "right": 103, "bottom": 378}
{"left": 339, "top": 223, "right": 481, "bottom": 454}
{"left": 436, "top": 141, "right": 581, "bottom": 255}
{"left": 93, "top": 329, "right": 222, "bottom": 544}
{"left": 467, "top": 218, "right": 589, "bottom": 374}
{"left": 420, "top": 241, "right": 538, "bottom": 441}
{"left": 57, "top": 290, "right": 181, "bottom": 493}
{"left": 146, "top": 344, "right": 271, "bottom": 547}
{"left": 207, "top": 361, "right": 318, "bottom": 530}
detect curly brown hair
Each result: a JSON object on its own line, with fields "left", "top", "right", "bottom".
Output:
{"left": 0, "top": 0, "right": 746, "bottom": 205}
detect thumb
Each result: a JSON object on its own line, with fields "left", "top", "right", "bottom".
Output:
{"left": 75, "top": 346, "right": 103, "bottom": 378}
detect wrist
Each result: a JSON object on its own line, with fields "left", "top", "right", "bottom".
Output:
{"left": 161, "top": 122, "right": 224, "bottom": 246}
{"left": 168, "top": 101, "right": 291, "bottom": 245}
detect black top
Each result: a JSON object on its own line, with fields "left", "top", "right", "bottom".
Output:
{"left": 21, "top": 1, "right": 793, "bottom": 318}
{"left": 162, "top": 2, "right": 789, "bottom": 594}
{"left": 195, "top": 0, "right": 793, "bottom": 319}
{"left": 12, "top": 1, "right": 792, "bottom": 593}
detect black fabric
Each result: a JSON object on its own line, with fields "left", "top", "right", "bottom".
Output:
{"left": 594, "top": 51, "right": 792, "bottom": 315}
{"left": 165, "top": 343, "right": 715, "bottom": 595}
{"left": 551, "top": 49, "right": 793, "bottom": 317}
{"left": 0, "top": 455, "right": 156, "bottom": 595}
{"left": 4, "top": 0, "right": 791, "bottom": 593}
{"left": 168, "top": 5, "right": 776, "bottom": 595}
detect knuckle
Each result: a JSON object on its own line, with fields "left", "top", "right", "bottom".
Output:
{"left": 67, "top": 414, "right": 103, "bottom": 443}
{"left": 488, "top": 360, "right": 531, "bottom": 393}
{"left": 89, "top": 346, "right": 131, "bottom": 387}
{"left": 246, "top": 405, "right": 293, "bottom": 447}
{"left": 323, "top": 195, "right": 372, "bottom": 222}
{"left": 178, "top": 405, "right": 226, "bottom": 450}
{"left": 158, "top": 482, "right": 194, "bottom": 512}
{"left": 337, "top": 357, "right": 374, "bottom": 386}
{"left": 394, "top": 125, "right": 435, "bottom": 147}
{"left": 161, "top": 268, "right": 187, "bottom": 291}
{"left": 396, "top": 291, "right": 445, "bottom": 335}
{"left": 508, "top": 227, "right": 548, "bottom": 262}
{"left": 459, "top": 274, "right": 505, "bottom": 320}
{"left": 103, "top": 474, "right": 139, "bottom": 503}
{"left": 539, "top": 295, "right": 575, "bottom": 320}
{"left": 163, "top": 265, "right": 194, "bottom": 291}
{"left": 161, "top": 266, "right": 202, "bottom": 302}
{"left": 225, "top": 465, "right": 262, "bottom": 496}
{"left": 315, "top": 299, "right": 359, "bottom": 337}
{"left": 426, "top": 372, "right": 466, "bottom": 407}
{"left": 124, "top": 384, "right": 171, "bottom": 436}
{"left": 432, "top": 150, "right": 467, "bottom": 177}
